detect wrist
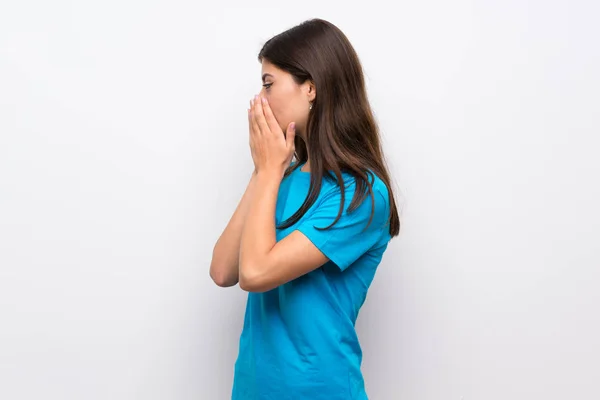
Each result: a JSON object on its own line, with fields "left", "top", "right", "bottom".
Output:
{"left": 255, "top": 168, "right": 284, "bottom": 183}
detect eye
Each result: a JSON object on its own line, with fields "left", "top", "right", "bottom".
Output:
{"left": 262, "top": 83, "right": 273, "bottom": 90}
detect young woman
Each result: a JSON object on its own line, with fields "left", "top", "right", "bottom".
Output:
{"left": 210, "top": 18, "right": 401, "bottom": 400}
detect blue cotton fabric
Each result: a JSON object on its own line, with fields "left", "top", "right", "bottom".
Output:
{"left": 232, "top": 164, "right": 391, "bottom": 399}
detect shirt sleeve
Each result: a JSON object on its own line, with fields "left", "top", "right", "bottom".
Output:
{"left": 296, "top": 183, "right": 390, "bottom": 271}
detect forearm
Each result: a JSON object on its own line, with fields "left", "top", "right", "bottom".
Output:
{"left": 239, "top": 171, "right": 281, "bottom": 288}
{"left": 209, "top": 171, "right": 257, "bottom": 287}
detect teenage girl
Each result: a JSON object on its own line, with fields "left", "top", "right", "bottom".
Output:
{"left": 210, "top": 18, "right": 401, "bottom": 400}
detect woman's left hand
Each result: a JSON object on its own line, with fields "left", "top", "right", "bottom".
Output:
{"left": 248, "top": 95, "right": 296, "bottom": 179}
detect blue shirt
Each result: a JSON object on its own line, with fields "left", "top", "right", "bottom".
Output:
{"left": 232, "top": 164, "right": 392, "bottom": 399}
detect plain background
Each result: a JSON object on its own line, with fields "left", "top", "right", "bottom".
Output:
{"left": 1, "top": 1, "right": 599, "bottom": 399}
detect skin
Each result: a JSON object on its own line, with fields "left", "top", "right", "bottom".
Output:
{"left": 237, "top": 61, "right": 330, "bottom": 293}
{"left": 259, "top": 60, "right": 316, "bottom": 160}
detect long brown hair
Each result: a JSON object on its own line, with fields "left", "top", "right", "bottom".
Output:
{"left": 259, "top": 18, "right": 400, "bottom": 237}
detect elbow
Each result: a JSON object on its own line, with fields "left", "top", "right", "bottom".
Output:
{"left": 209, "top": 261, "right": 238, "bottom": 288}
{"left": 210, "top": 270, "right": 237, "bottom": 287}
{"left": 238, "top": 278, "right": 259, "bottom": 292}
{"left": 238, "top": 263, "right": 270, "bottom": 293}
{"left": 239, "top": 278, "right": 264, "bottom": 293}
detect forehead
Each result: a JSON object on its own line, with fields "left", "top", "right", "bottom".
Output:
{"left": 261, "top": 60, "right": 286, "bottom": 79}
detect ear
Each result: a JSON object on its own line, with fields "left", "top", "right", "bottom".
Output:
{"left": 304, "top": 80, "right": 316, "bottom": 102}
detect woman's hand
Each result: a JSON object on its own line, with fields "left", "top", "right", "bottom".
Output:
{"left": 248, "top": 95, "right": 296, "bottom": 179}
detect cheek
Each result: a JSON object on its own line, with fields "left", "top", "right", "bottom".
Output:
{"left": 266, "top": 89, "right": 296, "bottom": 129}
{"left": 269, "top": 101, "right": 282, "bottom": 120}
{"left": 266, "top": 97, "right": 286, "bottom": 124}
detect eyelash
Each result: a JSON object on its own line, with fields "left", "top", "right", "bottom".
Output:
{"left": 262, "top": 83, "right": 273, "bottom": 90}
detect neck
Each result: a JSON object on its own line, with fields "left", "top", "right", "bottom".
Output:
{"left": 301, "top": 147, "right": 311, "bottom": 172}
{"left": 301, "top": 161, "right": 310, "bottom": 172}
{"left": 297, "top": 133, "right": 310, "bottom": 172}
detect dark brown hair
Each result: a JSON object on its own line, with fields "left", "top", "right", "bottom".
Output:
{"left": 259, "top": 18, "right": 400, "bottom": 237}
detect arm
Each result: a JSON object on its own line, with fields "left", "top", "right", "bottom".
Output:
{"left": 209, "top": 171, "right": 257, "bottom": 287}
{"left": 239, "top": 95, "right": 389, "bottom": 292}
{"left": 238, "top": 171, "right": 329, "bottom": 292}
{"left": 238, "top": 172, "right": 390, "bottom": 293}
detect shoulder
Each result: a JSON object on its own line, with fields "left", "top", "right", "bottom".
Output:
{"left": 368, "top": 172, "right": 390, "bottom": 205}
{"left": 318, "top": 171, "right": 390, "bottom": 223}
{"left": 322, "top": 170, "right": 389, "bottom": 204}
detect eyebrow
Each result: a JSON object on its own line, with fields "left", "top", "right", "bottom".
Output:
{"left": 262, "top": 73, "right": 274, "bottom": 83}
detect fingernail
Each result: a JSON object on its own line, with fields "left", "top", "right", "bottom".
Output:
{"left": 261, "top": 97, "right": 266, "bottom": 104}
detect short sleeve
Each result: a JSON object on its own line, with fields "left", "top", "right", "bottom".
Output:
{"left": 296, "top": 184, "right": 390, "bottom": 271}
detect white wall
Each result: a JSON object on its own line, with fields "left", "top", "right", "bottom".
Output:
{"left": 1, "top": 1, "right": 598, "bottom": 399}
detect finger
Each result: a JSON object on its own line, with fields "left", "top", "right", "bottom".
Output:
{"left": 248, "top": 109, "right": 255, "bottom": 148}
{"left": 247, "top": 107, "right": 253, "bottom": 133}
{"left": 260, "top": 97, "right": 282, "bottom": 134}
{"left": 250, "top": 107, "right": 261, "bottom": 137}
{"left": 253, "top": 96, "right": 270, "bottom": 136}
{"left": 286, "top": 122, "right": 296, "bottom": 150}
{"left": 248, "top": 107, "right": 258, "bottom": 138}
